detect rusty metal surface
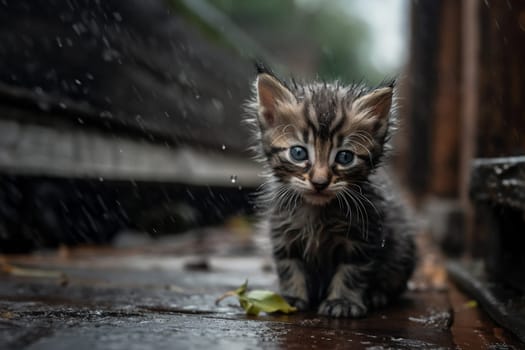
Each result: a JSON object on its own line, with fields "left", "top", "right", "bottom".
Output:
{"left": 0, "top": 228, "right": 523, "bottom": 349}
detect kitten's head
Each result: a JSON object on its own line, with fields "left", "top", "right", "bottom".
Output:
{"left": 247, "top": 66, "right": 396, "bottom": 206}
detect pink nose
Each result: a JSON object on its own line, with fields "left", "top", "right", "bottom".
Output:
{"left": 311, "top": 179, "right": 329, "bottom": 192}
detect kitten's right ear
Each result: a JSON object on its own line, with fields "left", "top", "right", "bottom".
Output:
{"left": 256, "top": 73, "right": 296, "bottom": 129}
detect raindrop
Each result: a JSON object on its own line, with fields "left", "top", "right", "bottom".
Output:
{"left": 37, "top": 101, "right": 50, "bottom": 111}
{"left": 113, "top": 12, "right": 123, "bottom": 22}
{"left": 61, "top": 80, "right": 70, "bottom": 91}
{"left": 72, "top": 22, "right": 87, "bottom": 35}
{"left": 102, "top": 48, "right": 120, "bottom": 62}
{"left": 186, "top": 189, "right": 195, "bottom": 200}
{"left": 230, "top": 175, "right": 237, "bottom": 184}
{"left": 177, "top": 71, "right": 189, "bottom": 84}
{"left": 221, "top": 144, "right": 226, "bottom": 151}
{"left": 56, "top": 37, "right": 63, "bottom": 48}
{"left": 211, "top": 98, "right": 223, "bottom": 112}
{"left": 238, "top": 185, "right": 243, "bottom": 191}
{"left": 99, "top": 110, "right": 113, "bottom": 118}
{"left": 380, "top": 239, "right": 386, "bottom": 248}
{"left": 98, "top": 177, "right": 104, "bottom": 182}
{"left": 77, "top": 117, "right": 84, "bottom": 124}
{"left": 74, "top": 79, "right": 82, "bottom": 85}
{"left": 44, "top": 69, "right": 57, "bottom": 81}
{"left": 59, "top": 102, "right": 67, "bottom": 109}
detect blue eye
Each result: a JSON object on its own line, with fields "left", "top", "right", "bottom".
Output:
{"left": 290, "top": 146, "right": 308, "bottom": 162}
{"left": 335, "top": 150, "right": 354, "bottom": 165}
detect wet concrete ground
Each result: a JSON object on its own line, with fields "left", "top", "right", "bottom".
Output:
{"left": 0, "top": 226, "right": 523, "bottom": 349}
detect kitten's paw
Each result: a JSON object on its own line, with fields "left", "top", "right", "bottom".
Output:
{"left": 318, "top": 299, "right": 368, "bottom": 318}
{"left": 283, "top": 295, "right": 309, "bottom": 311}
{"left": 367, "top": 292, "right": 389, "bottom": 309}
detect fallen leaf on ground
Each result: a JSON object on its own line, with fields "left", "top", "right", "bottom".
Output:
{"left": 215, "top": 280, "right": 297, "bottom": 316}
{"left": 463, "top": 300, "right": 478, "bottom": 308}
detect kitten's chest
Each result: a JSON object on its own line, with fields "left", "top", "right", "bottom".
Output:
{"left": 273, "top": 206, "right": 353, "bottom": 259}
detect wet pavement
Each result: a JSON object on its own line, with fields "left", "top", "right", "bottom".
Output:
{"left": 0, "top": 226, "right": 523, "bottom": 349}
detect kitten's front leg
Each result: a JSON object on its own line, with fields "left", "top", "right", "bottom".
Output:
{"left": 318, "top": 264, "right": 368, "bottom": 318}
{"left": 276, "top": 259, "right": 309, "bottom": 310}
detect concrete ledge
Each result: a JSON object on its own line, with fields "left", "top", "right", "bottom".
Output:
{"left": 0, "top": 118, "right": 261, "bottom": 187}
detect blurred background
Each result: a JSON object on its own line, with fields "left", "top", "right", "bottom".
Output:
{"left": 0, "top": 0, "right": 409, "bottom": 251}
{"left": 1, "top": 0, "right": 525, "bottom": 345}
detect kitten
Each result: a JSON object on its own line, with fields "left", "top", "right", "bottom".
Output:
{"left": 245, "top": 65, "right": 416, "bottom": 318}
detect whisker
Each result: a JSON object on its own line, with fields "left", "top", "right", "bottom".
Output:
{"left": 351, "top": 190, "right": 370, "bottom": 240}
{"left": 348, "top": 184, "right": 381, "bottom": 216}
{"left": 354, "top": 180, "right": 384, "bottom": 192}
{"left": 336, "top": 192, "right": 353, "bottom": 238}
{"left": 341, "top": 187, "right": 369, "bottom": 241}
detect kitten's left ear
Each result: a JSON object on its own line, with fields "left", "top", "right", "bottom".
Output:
{"left": 351, "top": 87, "right": 393, "bottom": 138}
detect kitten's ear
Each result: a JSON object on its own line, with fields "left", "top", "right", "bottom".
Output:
{"left": 256, "top": 73, "right": 296, "bottom": 128}
{"left": 351, "top": 87, "right": 393, "bottom": 137}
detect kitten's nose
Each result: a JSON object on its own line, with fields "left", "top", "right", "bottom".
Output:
{"left": 311, "top": 179, "right": 329, "bottom": 192}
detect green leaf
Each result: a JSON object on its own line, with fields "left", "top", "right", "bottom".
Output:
{"left": 242, "top": 290, "right": 297, "bottom": 314}
{"left": 239, "top": 298, "right": 262, "bottom": 316}
{"left": 464, "top": 300, "right": 478, "bottom": 308}
{"left": 215, "top": 280, "right": 298, "bottom": 316}
{"left": 235, "top": 279, "right": 248, "bottom": 295}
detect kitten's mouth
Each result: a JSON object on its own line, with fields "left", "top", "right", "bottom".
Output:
{"left": 303, "top": 191, "right": 334, "bottom": 206}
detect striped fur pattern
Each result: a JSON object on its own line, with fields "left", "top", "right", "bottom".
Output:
{"left": 245, "top": 66, "right": 416, "bottom": 318}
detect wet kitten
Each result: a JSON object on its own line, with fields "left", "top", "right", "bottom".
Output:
{"left": 246, "top": 65, "right": 416, "bottom": 318}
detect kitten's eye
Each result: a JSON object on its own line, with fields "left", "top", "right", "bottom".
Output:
{"left": 335, "top": 150, "right": 354, "bottom": 165}
{"left": 290, "top": 146, "right": 308, "bottom": 162}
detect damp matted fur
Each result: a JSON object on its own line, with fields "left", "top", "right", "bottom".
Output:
{"left": 245, "top": 64, "right": 416, "bottom": 318}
